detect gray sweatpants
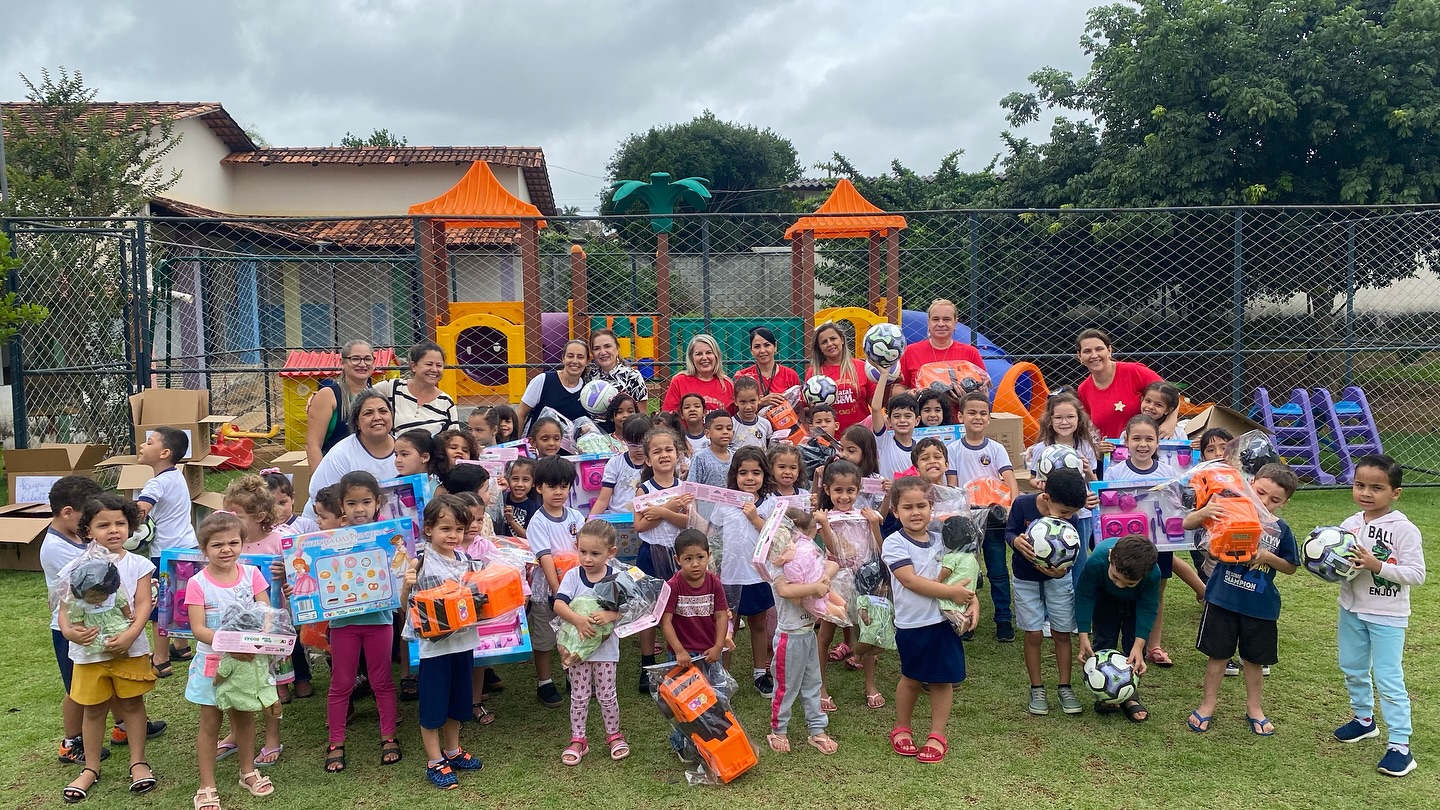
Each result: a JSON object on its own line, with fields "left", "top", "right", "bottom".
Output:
{"left": 771, "top": 629, "right": 828, "bottom": 736}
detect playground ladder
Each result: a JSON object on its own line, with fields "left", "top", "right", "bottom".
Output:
{"left": 1310, "top": 386, "right": 1384, "bottom": 485}
{"left": 1251, "top": 387, "right": 1335, "bottom": 484}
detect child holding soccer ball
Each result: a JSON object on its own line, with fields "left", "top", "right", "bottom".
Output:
{"left": 1074, "top": 534, "right": 1160, "bottom": 722}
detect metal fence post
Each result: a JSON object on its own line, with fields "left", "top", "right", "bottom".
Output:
{"left": 700, "top": 218, "right": 712, "bottom": 331}
{"left": 1344, "top": 220, "right": 1356, "bottom": 388}
{"left": 1231, "top": 209, "right": 1245, "bottom": 410}
{"left": 3, "top": 220, "right": 27, "bottom": 448}
{"left": 134, "top": 220, "right": 151, "bottom": 391}
{"left": 967, "top": 213, "right": 980, "bottom": 348}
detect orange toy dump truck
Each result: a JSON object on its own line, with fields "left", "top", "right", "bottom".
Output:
{"left": 1189, "top": 464, "right": 1263, "bottom": 565}
{"left": 654, "top": 665, "right": 758, "bottom": 784}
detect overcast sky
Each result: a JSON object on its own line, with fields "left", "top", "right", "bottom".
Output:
{"left": 0, "top": 0, "right": 1095, "bottom": 212}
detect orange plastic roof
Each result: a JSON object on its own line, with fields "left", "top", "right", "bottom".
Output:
{"left": 407, "top": 161, "right": 546, "bottom": 230}
{"left": 784, "top": 178, "right": 907, "bottom": 239}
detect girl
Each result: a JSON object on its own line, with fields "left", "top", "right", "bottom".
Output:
{"left": 493, "top": 405, "right": 521, "bottom": 445}
{"left": 312, "top": 485, "right": 345, "bottom": 530}
{"left": 261, "top": 469, "right": 318, "bottom": 536}
{"left": 336, "top": 471, "right": 415, "bottom": 702}
{"left": 59, "top": 494, "right": 157, "bottom": 803}
{"left": 401, "top": 496, "right": 484, "bottom": 790}
{"left": 678, "top": 393, "right": 709, "bottom": 456}
{"left": 630, "top": 427, "right": 694, "bottom": 693}
{"left": 528, "top": 416, "right": 566, "bottom": 459}
{"left": 589, "top": 415, "right": 649, "bottom": 516}
{"left": 602, "top": 393, "right": 638, "bottom": 439}
{"left": 1025, "top": 393, "right": 1102, "bottom": 583}
{"left": 553, "top": 520, "right": 628, "bottom": 764}
{"left": 711, "top": 447, "right": 777, "bottom": 697}
{"left": 186, "top": 512, "right": 275, "bottom": 809}
{"left": 395, "top": 428, "right": 447, "bottom": 483}
{"left": 1139, "top": 381, "right": 1187, "bottom": 440}
{"left": 915, "top": 389, "right": 955, "bottom": 428}
{"left": 434, "top": 428, "right": 475, "bottom": 466}
{"left": 885, "top": 476, "right": 971, "bottom": 763}
{"left": 807, "top": 322, "right": 874, "bottom": 432}
{"left": 467, "top": 406, "right": 498, "bottom": 449}
{"left": 837, "top": 424, "right": 883, "bottom": 511}
{"left": 815, "top": 460, "right": 884, "bottom": 709}
{"left": 910, "top": 438, "right": 949, "bottom": 486}
{"left": 768, "top": 444, "right": 809, "bottom": 500}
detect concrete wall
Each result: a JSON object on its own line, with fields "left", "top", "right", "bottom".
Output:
{"left": 158, "top": 117, "right": 236, "bottom": 211}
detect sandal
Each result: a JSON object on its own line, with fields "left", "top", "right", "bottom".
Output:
{"left": 294, "top": 681, "right": 315, "bottom": 699}
{"left": 152, "top": 660, "right": 173, "bottom": 679}
{"left": 254, "top": 745, "right": 283, "bottom": 767}
{"left": 1122, "top": 699, "right": 1149, "bottom": 723}
{"left": 63, "top": 767, "right": 100, "bottom": 803}
{"left": 399, "top": 675, "right": 419, "bottom": 702}
{"left": 827, "top": 643, "right": 852, "bottom": 662}
{"left": 807, "top": 733, "right": 839, "bottom": 755}
{"left": 380, "top": 738, "right": 402, "bottom": 766}
{"left": 917, "top": 733, "right": 948, "bottom": 764}
{"left": 866, "top": 692, "right": 887, "bottom": 709}
{"left": 1246, "top": 715, "right": 1276, "bottom": 736}
{"left": 819, "top": 696, "right": 837, "bottom": 713}
{"left": 1094, "top": 700, "right": 1121, "bottom": 715}
{"left": 192, "top": 786, "right": 221, "bottom": 810}
{"left": 325, "top": 744, "right": 346, "bottom": 773}
{"left": 889, "top": 727, "right": 918, "bottom": 757}
{"left": 169, "top": 643, "right": 194, "bottom": 661}
{"left": 1147, "top": 647, "right": 1174, "bottom": 668}
{"left": 607, "top": 732, "right": 630, "bottom": 761}
{"left": 766, "top": 733, "right": 791, "bottom": 753}
{"left": 129, "top": 761, "right": 157, "bottom": 794}
{"left": 1186, "top": 711, "right": 1212, "bottom": 733}
{"left": 472, "top": 702, "right": 496, "bottom": 726}
{"left": 238, "top": 770, "right": 274, "bottom": 797}
{"left": 215, "top": 741, "right": 238, "bottom": 761}
{"left": 843, "top": 654, "right": 863, "bottom": 671}
{"left": 561, "top": 738, "right": 588, "bottom": 766}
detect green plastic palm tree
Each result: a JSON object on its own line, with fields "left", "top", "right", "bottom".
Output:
{"left": 609, "top": 172, "right": 712, "bottom": 233}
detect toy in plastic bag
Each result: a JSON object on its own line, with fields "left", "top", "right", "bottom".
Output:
{"left": 212, "top": 603, "right": 285, "bottom": 713}
{"left": 965, "top": 476, "right": 1013, "bottom": 511}
{"left": 937, "top": 515, "right": 981, "bottom": 635}
{"left": 774, "top": 539, "right": 851, "bottom": 626}
{"left": 1168, "top": 460, "right": 1281, "bottom": 565}
{"left": 595, "top": 565, "right": 669, "bottom": 638}
{"left": 59, "top": 554, "right": 131, "bottom": 657}
{"left": 647, "top": 663, "right": 758, "bottom": 785}
{"left": 855, "top": 594, "right": 896, "bottom": 652}
{"left": 213, "top": 602, "right": 296, "bottom": 655}
{"left": 408, "top": 551, "right": 487, "bottom": 640}
{"left": 915, "top": 360, "right": 991, "bottom": 398}
{"left": 553, "top": 593, "right": 615, "bottom": 666}
{"left": 760, "top": 385, "right": 808, "bottom": 445}
{"left": 1229, "top": 430, "right": 1281, "bottom": 478}
{"left": 536, "top": 406, "right": 579, "bottom": 451}
{"left": 571, "top": 415, "right": 626, "bottom": 456}
{"left": 822, "top": 509, "right": 878, "bottom": 570}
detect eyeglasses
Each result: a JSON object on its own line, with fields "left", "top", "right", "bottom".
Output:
{"left": 345, "top": 355, "right": 375, "bottom": 365}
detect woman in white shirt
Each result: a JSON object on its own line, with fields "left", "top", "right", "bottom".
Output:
{"left": 374, "top": 341, "right": 458, "bottom": 436}
{"left": 305, "top": 389, "right": 397, "bottom": 518}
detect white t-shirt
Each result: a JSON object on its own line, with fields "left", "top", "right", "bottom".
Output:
{"left": 711, "top": 499, "right": 776, "bottom": 586}
{"left": 406, "top": 548, "right": 482, "bottom": 659}
{"left": 42, "top": 529, "right": 89, "bottom": 631}
{"left": 875, "top": 430, "right": 917, "bottom": 480}
{"left": 636, "top": 478, "right": 685, "bottom": 549}
{"left": 139, "top": 467, "right": 198, "bottom": 551}
{"left": 521, "top": 374, "right": 582, "bottom": 407}
{"left": 556, "top": 566, "right": 621, "bottom": 662}
{"left": 528, "top": 506, "right": 584, "bottom": 600}
{"left": 731, "top": 416, "right": 772, "bottom": 450}
{"left": 945, "top": 437, "right": 1013, "bottom": 487}
{"left": 185, "top": 564, "right": 268, "bottom": 659}
{"left": 374, "top": 378, "right": 457, "bottom": 436}
{"left": 600, "top": 454, "right": 645, "bottom": 513}
{"left": 304, "top": 435, "right": 397, "bottom": 519}
{"left": 882, "top": 528, "right": 945, "bottom": 629}
{"left": 59, "top": 551, "right": 156, "bottom": 663}
{"left": 1103, "top": 458, "right": 1175, "bottom": 483}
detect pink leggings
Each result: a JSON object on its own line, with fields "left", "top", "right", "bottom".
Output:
{"left": 327, "top": 624, "right": 398, "bottom": 745}
{"left": 568, "top": 661, "right": 620, "bottom": 741}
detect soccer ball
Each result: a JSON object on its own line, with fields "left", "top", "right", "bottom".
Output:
{"left": 802, "top": 375, "right": 838, "bottom": 406}
{"left": 1037, "top": 445, "right": 1084, "bottom": 479}
{"left": 864, "top": 362, "right": 896, "bottom": 385}
{"left": 1302, "top": 526, "right": 1362, "bottom": 583}
{"left": 124, "top": 517, "right": 156, "bottom": 552}
{"left": 1027, "top": 516, "right": 1082, "bottom": 571}
{"left": 862, "top": 322, "right": 906, "bottom": 369}
{"left": 579, "top": 379, "right": 617, "bottom": 415}
{"left": 1084, "top": 649, "right": 1138, "bottom": 704}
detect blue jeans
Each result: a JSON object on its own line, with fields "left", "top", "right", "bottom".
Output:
{"left": 1338, "top": 607, "right": 1411, "bottom": 744}
{"left": 1071, "top": 515, "right": 1094, "bottom": 590}
{"left": 982, "top": 513, "right": 1012, "bottom": 625}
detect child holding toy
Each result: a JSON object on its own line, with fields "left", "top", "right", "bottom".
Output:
{"left": 766, "top": 517, "right": 840, "bottom": 755}
{"left": 311, "top": 485, "right": 345, "bottom": 530}
{"left": 870, "top": 370, "right": 920, "bottom": 480}
{"left": 946, "top": 391, "right": 1020, "bottom": 642}
{"left": 660, "top": 529, "right": 730, "bottom": 686}
{"left": 710, "top": 447, "right": 778, "bottom": 697}
{"left": 528, "top": 456, "right": 586, "bottom": 709}
{"left": 1025, "top": 392, "right": 1101, "bottom": 581}
{"left": 136, "top": 425, "right": 197, "bottom": 677}
{"left": 632, "top": 427, "right": 694, "bottom": 693}
{"left": 401, "top": 495, "right": 484, "bottom": 789}
{"left": 589, "top": 415, "right": 650, "bottom": 516}
{"left": 815, "top": 459, "right": 884, "bottom": 710}
{"left": 40, "top": 475, "right": 104, "bottom": 766}
{"left": 1074, "top": 534, "right": 1159, "bottom": 722}
{"left": 499, "top": 457, "right": 540, "bottom": 539}
{"left": 528, "top": 416, "right": 567, "bottom": 459}
{"left": 552, "top": 519, "right": 628, "bottom": 764}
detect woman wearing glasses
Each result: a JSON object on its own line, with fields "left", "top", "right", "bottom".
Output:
{"left": 373, "top": 340, "right": 458, "bottom": 436}
{"left": 305, "top": 339, "right": 383, "bottom": 469}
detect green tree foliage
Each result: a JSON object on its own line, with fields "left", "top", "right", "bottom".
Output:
{"left": 0, "top": 230, "right": 49, "bottom": 343}
{"left": 339, "top": 128, "right": 408, "bottom": 148}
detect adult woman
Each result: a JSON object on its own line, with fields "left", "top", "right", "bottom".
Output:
{"left": 373, "top": 340, "right": 458, "bottom": 436}
{"left": 582, "top": 329, "right": 648, "bottom": 404}
{"left": 1074, "top": 327, "right": 1162, "bottom": 441}
{"left": 516, "top": 339, "right": 590, "bottom": 434}
{"left": 304, "top": 389, "right": 397, "bottom": 519}
{"left": 661, "top": 334, "right": 734, "bottom": 414}
{"left": 805, "top": 322, "right": 874, "bottom": 431}
{"left": 304, "top": 339, "right": 379, "bottom": 470}
{"left": 733, "top": 326, "right": 802, "bottom": 408}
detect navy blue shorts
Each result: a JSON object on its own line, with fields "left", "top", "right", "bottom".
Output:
{"left": 53, "top": 629, "right": 74, "bottom": 693}
{"left": 1157, "top": 551, "right": 1174, "bottom": 579}
{"left": 896, "top": 621, "right": 966, "bottom": 684}
{"left": 636, "top": 542, "right": 677, "bottom": 582}
{"left": 417, "top": 650, "right": 473, "bottom": 730}
{"left": 723, "top": 583, "right": 775, "bottom": 618}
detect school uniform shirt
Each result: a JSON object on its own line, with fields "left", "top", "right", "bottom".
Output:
{"left": 661, "top": 374, "right": 735, "bottom": 414}
{"left": 636, "top": 478, "right": 685, "bottom": 549}
{"left": 1077, "top": 361, "right": 1163, "bottom": 441}
{"left": 768, "top": 561, "right": 817, "bottom": 633}
{"left": 405, "top": 548, "right": 482, "bottom": 658}
{"left": 1339, "top": 510, "right": 1427, "bottom": 627}
{"left": 731, "top": 415, "right": 772, "bottom": 450}
{"left": 1024, "top": 439, "right": 1098, "bottom": 519}
{"left": 185, "top": 564, "right": 267, "bottom": 660}
{"left": 139, "top": 467, "right": 199, "bottom": 551}
{"left": 875, "top": 429, "right": 917, "bottom": 480}
{"left": 57, "top": 551, "right": 155, "bottom": 663}
{"left": 582, "top": 361, "right": 649, "bottom": 404}
{"left": 807, "top": 361, "right": 874, "bottom": 432}
{"left": 556, "top": 566, "right": 621, "bottom": 662}
{"left": 945, "top": 437, "right": 1013, "bottom": 486}
{"left": 882, "top": 528, "right": 945, "bottom": 629}
{"left": 663, "top": 570, "right": 728, "bottom": 653}
{"left": 1073, "top": 538, "right": 1161, "bottom": 639}
{"left": 42, "top": 529, "right": 90, "bottom": 631}
{"left": 374, "top": 378, "right": 457, "bottom": 436}
{"left": 684, "top": 432, "right": 710, "bottom": 457}
{"left": 498, "top": 494, "right": 541, "bottom": 537}
{"left": 1102, "top": 458, "right": 1175, "bottom": 483}
{"left": 599, "top": 454, "right": 645, "bottom": 513}
{"left": 1204, "top": 518, "right": 1298, "bottom": 622}
{"left": 1004, "top": 493, "right": 1084, "bottom": 583}
{"left": 527, "top": 506, "right": 584, "bottom": 600}
{"left": 304, "top": 434, "right": 397, "bottom": 519}
{"left": 711, "top": 499, "right": 776, "bottom": 586}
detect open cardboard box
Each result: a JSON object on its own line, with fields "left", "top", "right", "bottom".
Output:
{"left": 129, "top": 388, "right": 233, "bottom": 460}
{"left": 1182, "top": 404, "right": 1267, "bottom": 441}
{"left": 96, "top": 454, "right": 225, "bottom": 499}
{"left": 0, "top": 501, "right": 57, "bottom": 571}
{"left": 985, "top": 412, "right": 1025, "bottom": 467}
{"left": 5, "top": 443, "right": 110, "bottom": 505}
{"left": 269, "top": 450, "right": 311, "bottom": 512}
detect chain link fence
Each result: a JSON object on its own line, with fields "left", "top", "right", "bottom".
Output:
{"left": 5, "top": 206, "right": 1439, "bottom": 482}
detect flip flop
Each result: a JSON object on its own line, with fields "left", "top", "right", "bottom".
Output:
{"left": 766, "top": 733, "right": 791, "bottom": 753}
{"left": 1147, "top": 647, "right": 1174, "bottom": 667}
{"left": 215, "top": 741, "right": 238, "bottom": 761}
{"left": 866, "top": 692, "right": 887, "bottom": 709}
{"left": 254, "top": 745, "right": 283, "bottom": 768}
{"left": 820, "top": 696, "right": 837, "bottom": 712}
{"left": 807, "top": 733, "right": 839, "bottom": 755}
{"left": 1186, "top": 710, "right": 1212, "bottom": 733}
{"left": 843, "top": 654, "right": 863, "bottom": 671}
{"left": 1246, "top": 715, "right": 1276, "bottom": 736}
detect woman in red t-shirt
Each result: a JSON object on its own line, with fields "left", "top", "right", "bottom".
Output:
{"left": 805, "top": 322, "right": 874, "bottom": 431}
{"left": 1074, "top": 327, "right": 1162, "bottom": 440}
{"left": 733, "top": 326, "right": 802, "bottom": 408}
{"left": 661, "top": 334, "right": 735, "bottom": 414}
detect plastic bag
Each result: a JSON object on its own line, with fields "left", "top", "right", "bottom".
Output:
{"left": 408, "top": 551, "right": 487, "bottom": 639}
{"left": 855, "top": 594, "right": 896, "bottom": 651}
{"left": 596, "top": 566, "right": 669, "bottom": 638}
{"left": 915, "top": 360, "right": 991, "bottom": 397}
{"left": 573, "top": 415, "right": 627, "bottom": 455}
{"left": 59, "top": 551, "right": 130, "bottom": 657}
{"left": 647, "top": 663, "right": 757, "bottom": 785}
{"left": 536, "top": 406, "right": 578, "bottom": 451}
{"left": 553, "top": 594, "right": 614, "bottom": 666}
{"left": 824, "top": 510, "right": 878, "bottom": 570}
{"left": 1229, "top": 430, "right": 1281, "bottom": 478}
{"left": 760, "top": 386, "right": 808, "bottom": 445}
{"left": 774, "top": 539, "right": 851, "bottom": 626}
{"left": 1169, "top": 460, "right": 1281, "bottom": 564}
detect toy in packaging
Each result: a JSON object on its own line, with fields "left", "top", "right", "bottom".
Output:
{"left": 685, "top": 482, "right": 756, "bottom": 572}
{"left": 751, "top": 508, "right": 793, "bottom": 583}
{"left": 212, "top": 603, "right": 296, "bottom": 656}
{"left": 596, "top": 565, "right": 670, "bottom": 638}
{"left": 410, "top": 578, "right": 487, "bottom": 639}
{"left": 937, "top": 516, "right": 981, "bottom": 635}
{"left": 408, "top": 607, "right": 533, "bottom": 668}
{"left": 553, "top": 593, "right": 615, "bottom": 666}
{"left": 299, "top": 621, "right": 330, "bottom": 652}
{"left": 56, "top": 552, "right": 130, "bottom": 657}
{"left": 572, "top": 416, "right": 626, "bottom": 456}
{"left": 212, "top": 603, "right": 289, "bottom": 713}
{"left": 593, "top": 512, "right": 642, "bottom": 564}
{"left": 463, "top": 564, "right": 525, "bottom": 619}
{"left": 824, "top": 510, "right": 877, "bottom": 569}
{"left": 915, "top": 360, "right": 990, "bottom": 397}
{"left": 965, "top": 476, "right": 1013, "bottom": 510}
{"left": 855, "top": 594, "right": 896, "bottom": 651}
{"left": 760, "top": 394, "right": 807, "bottom": 446}
{"left": 1173, "top": 460, "right": 1280, "bottom": 564}
{"left": 157, "top": 550, "right": 280, "bottom": 638}
{"left": 1105, "top": 439, "right": 1195, "bottom": 475}
{"left": 280, "top": 518, "right": 413, "bottom": 625}
{"left": 773, "top": 538, "right": 851, "bottom": 625}
{"left": 648, "top": 664, "right": 758, "bottom": 785}
{"left": 377, "top": 474, "right": 431, "bottom": 553}
{"left": 1089, "top": 480, "right": 1190, "bottom": 552}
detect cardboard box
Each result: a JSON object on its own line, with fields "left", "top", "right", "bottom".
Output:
{"left": 129, "top": 388, "right": 233, "bottom": 460}
{"left": 270, "top": 450, "right": 311, "bottom": 512}
{"left": 6, "top": 443, "right": 110, "bottom": 505}
{"left": 192, "top": 491, "right": 227, "bottom": 524}
{"left": 1182, "top": 405, "right": 1267, "bottom": 441}
{"left": 985, "top": 413, "right": 1026, "bottom": 468}
{"left": 95, "top": 454, "right": 226, "bottom": 499}
{"left": 0, "top": 501, "right": 56, "bottom": 571}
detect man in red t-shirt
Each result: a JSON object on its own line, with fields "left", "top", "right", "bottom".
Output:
{"left": 895, "top": 299, "right": 986, "bottom": 391}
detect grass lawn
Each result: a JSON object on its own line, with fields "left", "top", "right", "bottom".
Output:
{"left": 1, "top": 488, "right": 1436, "bottom": 809}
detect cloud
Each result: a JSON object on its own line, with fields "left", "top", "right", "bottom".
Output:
{"left": 0, "top": 0, "right": 1094, "bottom": 211}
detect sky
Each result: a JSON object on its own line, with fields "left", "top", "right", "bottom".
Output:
{"left": 0, "top": 0, "right": 1096, "bottom": 212}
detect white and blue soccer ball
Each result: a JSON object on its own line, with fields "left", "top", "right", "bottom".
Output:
{"left": 802, "top": 375, "right": 839, "bottom": 406}
{"left": 862, "top": 322, "right": 906, "bottom": 369}
{"left": 579, "top": 379, "right": 618, "bottom": 415}
{"left": 1084, "top": 649, "right": 1138, "bottom": 704}
{"left": 1027, "top": 516, "right": 1081, "bottom": 571}
{"left": 864, "top": 362, "right": 897, "bottom": 385}
{"left": 1037, "top": 444, "right": 1084, "bottom": 479}
{"left": 1302, "top": 526, "right": 1362, "bottom": 583}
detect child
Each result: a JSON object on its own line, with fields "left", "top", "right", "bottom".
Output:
{"left": 945, "top": 391, "right": 1020, "bottom": 642}
{"left": 40, "top": 475, "right": 104, "bottom": 765}
{"left": 731, "top": 377, "right": 773, "bottom": 449}
{"left": 870, "top": 372, "right": 920, "bottom": 480}
{"left": 440, "top": 463, "right": 492, "bottom": 523}
{"left": 527, "top": 456, "right": 585, "bottom": 709}
{"left": 312, "top": 485, "right": 345, "bottom": 530}
{"left": 1004, "top": 468, "right": 1089, "bottom": 716}
{"left": 499, "top": 457, "right": 540, "bottom": 539}
{"left": 261, "top": 470, "right": 319, "bottom": 537}
{"left": 1186, "top": 463, "right": 1299, "bottom": 736}
{"left": 1024, "top": 392, "right": 1101, "bottom": 583}
{"left": 1139, "top": 381, "right": 1187, "bottom": 440}
{"left": 395, "top": 428, "right": 447, "bottom": 483}
{"left": 589, "top": 415, "right": 650, "bottom": 516}
{"left": 711, "top": 447, "right": 777, "bottom": 696}
{"left": 186, "top": 512, "right": 275, "bottom": 808}
{"left": 632, "top": 427, "right": 694, "bottom": 692}
{"left": 815, "top": 459, "right": 884, "bottom": 709}
{"left": 678, "top": 393, "right": 709, "bottom": 455}
{"left": 660, "top": 529, "right": 730, "bottom": 688}
{"left": 58, "top": 494, "right": 158, "bottom": 802}
{"left": 883, "top": 476, "right": 971, "bottom": 763}
{"left": 1189, "top": 428, "right": 1234, "bottom": 576}
{"left": 467, "top": 406, "right": 497, "bottom": 448}
{"left": 910, "top": 438, "right": 949, "bottom": 486}
{"left": 493, "top": 404, "right": 521, "bottom": 444}
{"left": 836, "top": 424, "right": 883, "bottom": 511}
{"left": 435, "top": 428, "right": 475, "bottom": 465}
{"left": 552, "top": 520, "right": 629, "bottom": 764}
{"left": 807, "top": 404, "right": 839, "bottom": 445}
{"left": 401, "top": 495, "right": 484, "bottom": 789}
{"left": 767, "top": 444, "right": 809, "bottom": 500}
{"left": 529, "top": 416, "right": 566, "bottom": 459}
{"left": 915, "top": 389, "right": 954, "bottom": 428}
{"left": 766, "top": 519, "right": 840, "bottom": 755}
{"left": 1074, "top": 534, "right": 1160, "bottom": 722}
{"left": 602, "top": 393, "right": 638, "bottom": 439}
{"left": 1332, "top": 454, "right": 1426, "bottom": 777}
{"left": 686, "top": 410, "right": 733, "bottom": 491}
{"left": 136, "top": 425, "right": 198, "bottom": 676}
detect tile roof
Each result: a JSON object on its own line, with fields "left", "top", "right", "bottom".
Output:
{"left": 148, "top": 197, "right": 520, "bottom": 248}
{"left": 279, "top": 349, "right": 399, "bottom": 378}
{"left": 783, "top": 177, "right": 837, "bottom": 192}
{"left": 2, "top": 102, "right": 256, "bottom": 151}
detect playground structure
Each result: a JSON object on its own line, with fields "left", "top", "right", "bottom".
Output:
{"left": 1251, "top": 386, "right": 1383, "bottom": 484}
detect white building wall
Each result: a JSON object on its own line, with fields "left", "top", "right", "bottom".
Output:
{"left": 225, "top": 162, "right": 530, "bottom": 217}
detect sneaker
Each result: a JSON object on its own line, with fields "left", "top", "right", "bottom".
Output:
{"left": 112, "top": 720, "right": 167, "bottom": 745}
{"left": 1224, "top": 659, "right": 1241, "bottom": 677}
{"left": 1057, "top": 685, "right": 1083, "bottom": 715}
{"left": 58, "top": 737, "right": 110, "bottom": 765}
{"left": 755, "top": 671, "right": 775, "bottom": 698}
{"left": 1378, "top": 746, "right": 1417, "bottom": 777}
{"left": 1334, "top": 717, "right": 1380, "bottom": 743}
{"left": 537, "top": 682, "right": 564, "bottom": 708}
{"left": 996, "top": 622, "right": 1015, "bottom": 643}
{"left": 1028, "top": 686, "right": 1049, "bottom": 715}
{"left": 1041, "top": 621, "right": 1052, "bottom": 638}
{"left": 444, "top": 748, "right": 484, "bottom": 771}
{"left": 638, "top": 668, "right": 653, "bottom": 696}
{"left": 425, "top": 762, "right": 459, "bottom": 790}
{"left": 960, "top": 629, "right": 975, "bottom": 642}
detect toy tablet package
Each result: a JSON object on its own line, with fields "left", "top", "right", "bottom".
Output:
{"left": 157, "top": 550, "right": 280, "bottom": 639}
{"left": 1088, "top": 480, "right": 1191, "bottom": 553}
{"left": 553, "top": 594, "right": 615, "bottom": 666}
{"left": 647, "top": 663, "right": 758, "bottom": 785}
{"left": 212, "top": 603, "right": 296, "bottom": 656}
{"left": 570, "top": 451, "right": 614, "bottom": 513}
{"left": 378, "top": 474, "right": 431, "bottom": 550}
{"left": 280, "top": 518, "right": 413, "bottom": 625}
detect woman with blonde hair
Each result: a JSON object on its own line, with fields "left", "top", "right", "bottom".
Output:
{"left": 661, "top": 334, "right": 734, "bottom": 414}
{"left": 806, "top": 322, "right": 873, "bottom": 431}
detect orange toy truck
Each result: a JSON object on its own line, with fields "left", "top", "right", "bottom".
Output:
{"left": 461, "top": 565, "right": 525, "bottom": 619}
{"left": 409, "top": 579, "right": 488, "bottom": 639}
{"left": 654, "top": 665, "right": 758, "bottom": 784}
{"left": 1188, "top": 464, "right": 1264, "bottom": 565}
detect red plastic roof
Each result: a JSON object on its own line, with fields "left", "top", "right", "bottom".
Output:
{"left": 279, "top": 348, "right": 398, "bottom": 378}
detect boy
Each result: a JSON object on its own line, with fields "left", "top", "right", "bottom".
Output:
{"left": 660, "top": 529, "right": 731, "bottom": 759}
{"left": 1186, "top": 463, "right": 1300, "bottom": 736}
{"left": 870, "top": 368, "right": 919, "bottom": 480}
{"left": 1333, "top": 454, "right": 1425, "bottom": 777}
{"left": 1005, "top": 468, "right": 1089, "bottom": 716}
{"left": 766, "top": 532, "right": 839, "bottom": 755}
{"left": 807, "top": 405, "right": 839, "bottom": 446}
{"left": 527, "top": 456, "right": 584, "bottom": 709}
{"left": 1074, "top": 534, "right": 1160, "bottom": 721}
{"left": 136, "top": 426, "right": 197, "bottom": 677}
{"left": 686, "top": 410, "right": 734, "bottom": 490}
{"left": 731, "top": 377, "right": 773, "bottom": 450}
{"left": 40, "top": 476, "right": 106, "bottom": 764}
{"left": 312, "top": 484, "right": 345, "bottom": 530}
{"left": 946, "top": 391, "right": 1020, "bottom": 641}
{"left": 498, "top": 457, "right": 540, "bottom": 539}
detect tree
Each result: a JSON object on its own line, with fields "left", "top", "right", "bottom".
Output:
{"left": 340, "top": 128, "right": 408, "bottom": 148}
{"left": 0, "top": 230, "right": 49, "bottom": 343}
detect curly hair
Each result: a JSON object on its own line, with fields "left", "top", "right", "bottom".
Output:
{"left": 223, "top": 474, "right": 278, "bottom": 534}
